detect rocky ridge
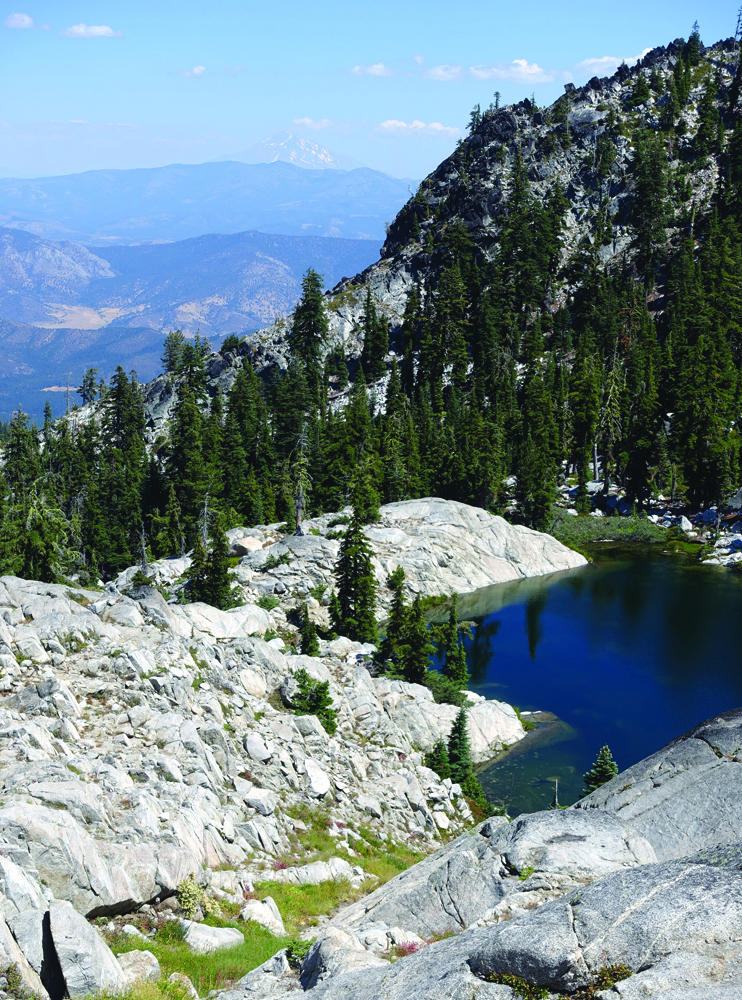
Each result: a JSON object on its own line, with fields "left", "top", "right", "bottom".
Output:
{"left": 113, "top": 498, "right": 586, "bottom": 624}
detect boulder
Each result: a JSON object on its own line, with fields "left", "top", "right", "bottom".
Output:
{"left": 0, "top": 912, "right": 49, "bottom": 1000}
{"left": 305, "top": 758, "right": 331, "bottom": 797}
{"left": 244, "top": 788, "right": 278, "bottom": 816}
{"left": 181, "top": 920, "right": 244, "bottom": 953}
{"left": 117, "top": 949, "right": 161, "bottom": 984}
{"left": 334, "top": 830, "right": 506, "bottom": 941}
{"left": 240, "top": 896, "right": 286, "bottom": 935}
{"left": 49, "top": 901, "right": 127, "bottom": 996}
{"left": 576, "top": 708, "right": 742, "bottom": 860}
{"left": 301, "top": 927, "right": 390, "bottom": 990}
{"left": 303, "top": 926, "right": 496, "bottom": 1000}
{"left": 469, "top": 845, "right": 742, "bottom": 993}
{"left": 490, "top": 809, "right": 656, "bottom": 879}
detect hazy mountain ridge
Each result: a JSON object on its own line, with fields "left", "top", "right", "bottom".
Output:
{"left": 0, "top": 160, "right": 413, "bottom": 244}
{"left": 0, "top": 227, "right": 381, "bottom": 335}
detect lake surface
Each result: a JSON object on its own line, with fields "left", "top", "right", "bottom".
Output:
{"left": 460, "top": 547, "right": 742, "bottom": 815}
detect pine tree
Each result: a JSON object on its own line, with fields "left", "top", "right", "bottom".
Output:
{"left": 359, "top": 288, "right": 389, "bottom": 381}
{"left": 444, "top": 637, "right": 470, "bottom": 688}
{"left": 291, "top": 269, "right": 328, "bottom": 365}
{"left": 202, "top": 513, "right": 238, "bottom": 610}
{"left": 398, "top": 593, "right": 434, "bottom": 684}
{"left": 583, "top": 745, "right": 619, "bottom": 794}
{"left": 631, "top": 131, "right": 669, "bottom": 279}
{"left": 77, "top": 368, "right": 100, "bottom": 405}
{"left": 162, "top": 330, "right": 186, "bottom": 375}
{"left": 424, "top": 739, "right": 451, "bottom": 779}
{"left": 299, "top": 603, "right": 320, "bottom": 656}
{"left": 331, "top": 488, "right": 378, "bottom": 644}
{"left": 447, "top": 707, "right": 473, "bottom": 785}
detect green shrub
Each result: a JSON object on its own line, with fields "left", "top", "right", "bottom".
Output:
{"left": 256, "top": 594, "right": 280, "bottom": 611}
{"left": 513, "top": 707, "right": 536, "bottom": 732}
{"left": 551, "top": 509, "right": 666, "bottom": 551}
{"left": 292, "top": 668, "right": 337, "bottom": 734}
{"left": 423, "top": 670, "right": 467, "bottom": 707}
{"left": 176, "top": 874, "right": 204, "bottom": 919}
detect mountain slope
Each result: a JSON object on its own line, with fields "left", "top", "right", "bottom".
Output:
{"left": 0, "top": 227, "right": 381, "bottom": 334}
{"left": 0, "top": 161, "right": 412, "bottom": 244}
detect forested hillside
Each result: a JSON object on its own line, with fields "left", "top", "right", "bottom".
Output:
{"left": 1, "top": 27, "right": 741, "bottom": 583}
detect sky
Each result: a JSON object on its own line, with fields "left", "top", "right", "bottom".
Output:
{"left": 0, "top": 0, "right": 735, "bottom": 180}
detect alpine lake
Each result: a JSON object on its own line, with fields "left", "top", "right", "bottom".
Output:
{"left": 448, "top": 544, "right": 742, "bottom": 815}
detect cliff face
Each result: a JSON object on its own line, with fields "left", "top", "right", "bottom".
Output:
{"left": 242, "top": 35, "right": 735, "bottom": 373}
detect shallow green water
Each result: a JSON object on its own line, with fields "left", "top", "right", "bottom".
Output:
{"left": 461, "top": 547, "right": 742, "bottom": 815}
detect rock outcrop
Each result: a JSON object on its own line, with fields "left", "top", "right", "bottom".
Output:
{"left": 575, "top": 708, "right": 742, "bottom": 860}
{"left": 114, "top": 498, "right": 586, "bottom": 621}
{"left": 226, "top": 712, "right": 742, "bottom": 1000}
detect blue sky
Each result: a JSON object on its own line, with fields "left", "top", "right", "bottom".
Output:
{"left": 0, "top": 0, "right": 735, "bottom": 179}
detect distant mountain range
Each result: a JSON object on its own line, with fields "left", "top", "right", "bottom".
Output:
{"left": 214, "top": 131, "right": 365, "bottom": 171}
{"left": 0, "top": 227, "right": 379, "bottom": 334}
{"left": 0, "top": 160, "right": 414, "bottom": 244}
{"left": 0, "top": 226, "right": 381, "bottom": 419}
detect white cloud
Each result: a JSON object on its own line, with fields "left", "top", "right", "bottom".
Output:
{"left": 424, "top": 64, "right": 461, "bottom": 82}
{"left": 376, "top": 118, "right": 460, "bottom": 138}
{"left": 413, "top": 54, "right": 424, "bottom": 65}
{"left": 222, "top": 65, "right": 242, "bottom": 76}
{"left": 470, "top": 59, "right": 553, "bottom": 84}
{"left": 571, "top": 48, "right": 651, "bottom": 81}
{"left": 61, "top": 23, "right": 122, "bottom": 38}
{"left": 351, "top": 62, "right": 395, "bottom": 77}
{"left": 293, "top": 117, "right": 333, "bottom": 130}
{"left": 181, "top": 65, "right": 206, "bottom": 77}
{"left": 4, "top": 12, "right": 33, "bottom": 28}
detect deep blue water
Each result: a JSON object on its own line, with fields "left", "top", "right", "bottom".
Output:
{"left": 459, "top": 548, "right": 742, "bottom": 815}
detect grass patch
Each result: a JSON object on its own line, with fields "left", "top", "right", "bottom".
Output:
{"left": 104, "top": 917, "right": 282, "bottom": 997}
{"left": 551, "top": 509, "right": 666, "bottom": 554}
{"left": 254, "top": 878, "right": 358, "bottom": 936}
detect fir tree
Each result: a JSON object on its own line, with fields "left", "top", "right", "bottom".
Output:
{"left": 299, "top": 603, "right": 320, "bottom": 656}
{"left": 583, "top": 745, "right": 619, "bottom": 794}
{"left": 399, "top": 593, "right": 434, "bottom": 684}
{"left": 444, "top": 637, "right": 470, "bottom": 689}
{"left": 331, "top": 487, "right": 378, "bottom": 644}
{"left": 447, "top": 707, "right": 473, "bottom": 785}
{"left": 202, "top": 513, "right": 238, "bottom": 610}
{"left": 631, "top": 131, "right": 669, "bottom": 279}
{"left": 424, "top": 738, "right": 451, "bottom": 779}
{"left": 162, "top": 329, "right": 186, "bottom": 375}
{"left": 292, "top": 667, "right": 337, "bottom": 734}
{"left": 291, "top": 269, "right": 328, "bottom": 365}
{"left": 359, "top": 288, "right": 389, "bottom": 381}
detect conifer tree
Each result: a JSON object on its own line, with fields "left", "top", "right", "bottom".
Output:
{"left": 447, "top": 707, "right": 473, "bottom": 785}
{"left": 398, "top": 593, "right": 434, "bottom": 684}
{"left": 444, "top": 637, "right": 470, "bottom": 689}
{"left": 202, "top": 513, "right": 238, "bottom": 610}
{"left": 424, "top": 739, "right": 451, "bottom": 780}
{"left": 359, "top": 288, "right": 389, "bottom": 381}
{"left": 291, "top": 269, "right": 328, "bottom": 365}
{"left": 331, "top": 486, "right": 377, "bottom": 644}
{"left": 162, "top": 329, "right": 186, "bottom": 376}
{"left": 631, "top": 131, "right": 669, "bottom": 279}
{"left": 299, "top": 603, "right": 320, "bottom": 656}
{"left": 583, "top": 745, "right": 619, "bottom": 794}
